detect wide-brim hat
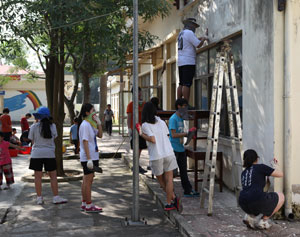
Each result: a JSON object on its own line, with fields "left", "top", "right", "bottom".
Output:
{"left": 33, "top": 106, "right": 50, "bottom": 120}
{"left": 182, "top": 18, "right": 200, "bottom": 28}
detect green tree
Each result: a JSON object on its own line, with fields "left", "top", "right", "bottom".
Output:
{"left": 0, "top": 0, "right": 171, "bottom": 175}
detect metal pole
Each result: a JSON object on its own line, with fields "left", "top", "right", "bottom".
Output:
{"left": 132, "top": 0, "right": 140, "bottom": 222}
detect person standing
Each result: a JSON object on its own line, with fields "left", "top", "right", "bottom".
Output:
{"left": 78, "top": 103, "right": 103, "bottom": 213}
{"left": 0, "top": 108, "right": 12, "bottom": 141}
{"left": 126, "top": 87, "right": 147, "bottom": 174}
{"left": 169, "top": 98, "right": 199, "bottom": 197}
{"left": 70, "top": 118, "right": 79, "bottom": 154}
{"left": 139, "top": 102, "right": 180, "bottom": 211}
{"left": 29, "top": 106, "right": 68, "bottom": 205}
{"left": 177, "top": 18, "right": 208, "bottom": 108}
{"left": 103, "top": 104, "right": 114, "bottom": 136}
{"left": 0, "top": 132, "right": 24, "bottom": 190}
{"left": 20, "top": 113, "right": 32, "bottom": 133}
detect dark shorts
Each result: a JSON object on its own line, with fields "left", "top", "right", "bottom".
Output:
{"left": 179, "top": 65, "right": 196, "bottom": 87}
{"left": 29, "top": 158, "right": 57, "bottom": 172}
{"left": 130, "top": 136, "right": 147, "bottom": 150}
{"left": 239, "top": 192, "right": 279, "bottom": 217}
{"left": 81, "top": 160, "right": 99, "bottom": 175}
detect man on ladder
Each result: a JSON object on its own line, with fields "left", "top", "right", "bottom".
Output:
{"left": 177, "top": 18, "right": 208, "bottom": 109}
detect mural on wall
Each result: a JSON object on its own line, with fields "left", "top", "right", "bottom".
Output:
{"left": 3, "top": 90, "right": 45, "bottom": 121}
{"left": 18, "top": 90, "right": 42, "bottom": 110}
{"left": 4, "top": 90, "right": 42, "bottom": 112}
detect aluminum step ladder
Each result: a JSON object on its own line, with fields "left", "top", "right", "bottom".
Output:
{"left": 199, "top": 41, "right": 243, "bottom": 215}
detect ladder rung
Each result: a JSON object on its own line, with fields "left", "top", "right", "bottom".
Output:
{"left": 234, "top": 162, "right": 243, "bottom": 166}
{"left": 207, "top": 137, "right": 218, "bottom": 142}
{"left": 225, "top": 86, "right": 236, "bottom": 89}
{"left": 203, "top": 188, "right": 209, "bottom": 193}
{"left": 206, "top": 161, "right": 213, "bottom": 167}
{"left": 210, "top": 112, "right": 220, "bottom": 116}
{"left": 230, "top": 137, "right": 242, "bottom": 142}
{"left": 228, "top": 111, "right": 239, "bottom": 115}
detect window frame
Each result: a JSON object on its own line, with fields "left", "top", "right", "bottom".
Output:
{"left": 194, "top": 33, "right": 243, "bottom": 137}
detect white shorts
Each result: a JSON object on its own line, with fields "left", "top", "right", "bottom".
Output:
{"left": 150, "top": 155, "right": 178, "bottom": 176}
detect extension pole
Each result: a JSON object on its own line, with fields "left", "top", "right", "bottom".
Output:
{"left": 132, "top": 0, "right": 140, "bottom": 222}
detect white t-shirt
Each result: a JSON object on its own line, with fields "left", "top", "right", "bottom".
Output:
{"left": 142, "top": 116, "right": 175, "bottom": 161}
{"left": 29, "top": 122, "right": 57, "bottom": 158}
{"left": 178, "top": 29, "right": 201, "bottom": 66}
{"left": 79, "top": 120, "right": 99, "bottom": 162}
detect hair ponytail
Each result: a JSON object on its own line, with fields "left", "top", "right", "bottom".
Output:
{"left": 40, "top": 117, "right": 52, "bottom": 138}
{"left": 243, "top": 149, "right": 258, "bottom": 168}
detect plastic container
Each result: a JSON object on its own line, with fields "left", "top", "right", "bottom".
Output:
{"left": 19, "top": 146, "right": 32, "bottom": 155}
{"left": 9, "top": 149, "right": 19, "bottom": 157}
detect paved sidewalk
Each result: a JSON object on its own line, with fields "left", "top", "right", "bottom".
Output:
{"left": 0, "top": 147, "right": 181, "bottom": 236}
{"left": 104, "top": 133, "right": 300, "bottom": 237}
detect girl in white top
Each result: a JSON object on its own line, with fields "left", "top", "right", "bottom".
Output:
{"left": 138, "top": 102, "right": 179, "bottom": 211}
{"left": 78, "top": 103, "right": 103, "bottom": 213}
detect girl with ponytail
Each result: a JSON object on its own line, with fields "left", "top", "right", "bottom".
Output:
{"left": 78, "top": 103, "right": 103, "bottom": 213}
{"left": 29, "top": 107, "right": 67, "bottom": 205}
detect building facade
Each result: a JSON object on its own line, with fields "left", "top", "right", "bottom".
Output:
{"left": 122, "top": 0, "right": 300, "bottom": 216}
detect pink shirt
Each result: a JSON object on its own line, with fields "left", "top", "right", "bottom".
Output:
{"left": 0, "top": 141, "right": 11, "bottom": 165}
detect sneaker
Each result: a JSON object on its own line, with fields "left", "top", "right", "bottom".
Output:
{"left": 147, "top": 166, "right": 151, "bottom": 171}
{"left": 93, "top": 166, "right": 103, "bottom": 173}
{"left": 173, "top": 196, "right": 181, "bottom": 211}
{"left": 80, "top": 205, "right": 86, "bottom": 211}
{"left": 256, "top": 219, "right": 272, "bottom": 230}
{"left": 85, "top": 204, "right": 103, "bottom": 213}
{"left": 52, "top": 196, "right": 68, "bottom": 204}
{"left": 184, "top": 190, "right": 200, "bottom": 197}
{"left": 139, "top": 166, "right": 147, "bottom": 174}
{"left": 36, "top": 196, "right": 44, "bottom": 205}
{"left": 164, "top": 203, "right": 176, "bottom": 211}
{"left": 3, "top": 185, "right": 10, "bottom": 190}
{"left": 242, "top": 214, "right": 256, "bottom": 229}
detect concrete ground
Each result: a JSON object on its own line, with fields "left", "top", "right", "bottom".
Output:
{"left": 102, "top": 133, "right": 300, "bottom": 237}
{"left": 2, "top": 127, "right": 300, "bottom": 237}
{"left": 0, "top": 132, "right": 180, "bottom": 236}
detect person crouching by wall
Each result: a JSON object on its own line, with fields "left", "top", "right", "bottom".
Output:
{"left": 239, "top": 149, "right": 284, "bottom": 229}
{"left": 29, "top": 107, "right": 68, "bottom": 205}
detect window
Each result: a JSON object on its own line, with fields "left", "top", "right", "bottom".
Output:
{"left": 140, "top": 74, "right": 150, "bottom": 101}
{"left": 194, "top": 35, "right": 242, "bottom": 136}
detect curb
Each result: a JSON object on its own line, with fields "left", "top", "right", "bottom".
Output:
{"left": 122, "top": 154, "right": 194, "bottom": 237}
{"left": 21, "top": 169, "right": 83, "bottom": 183}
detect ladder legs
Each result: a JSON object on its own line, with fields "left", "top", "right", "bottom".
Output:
{"left": 199, "top": 41, "right": 243, "bottom": 215}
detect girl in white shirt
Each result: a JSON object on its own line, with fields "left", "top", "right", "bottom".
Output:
{"left": 139, "top": 102, "right": 179, "bottom": 211}
{"left": 78, "top": 103, "right": 103, "bottom": 213}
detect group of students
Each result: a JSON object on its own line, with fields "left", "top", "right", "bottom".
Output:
{"left": 0, "top": 101, "right": 286, "bottom": 227}
{"left": 128, "top": 88, "right": 285, "bottom": 228}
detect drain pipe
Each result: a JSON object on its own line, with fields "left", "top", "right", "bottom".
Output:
{"left": 283, "top": 0, "right": 294, "bottom": 219}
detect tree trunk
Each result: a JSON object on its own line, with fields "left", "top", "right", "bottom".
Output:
{"left": 45, "top": 30, "right": 65, "bottom": 176}
{"left": 82, "top": 71, "right": 90, "bottom": 104}
{"left": 99, "top": 74, "right": 107, "bottom": 125}
{"left": 64, "top": 69, "right": 79, "bottom": 123}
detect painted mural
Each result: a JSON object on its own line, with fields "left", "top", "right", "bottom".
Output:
{"left": 3, "top": 90, "right": 46, "bottom": 121}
